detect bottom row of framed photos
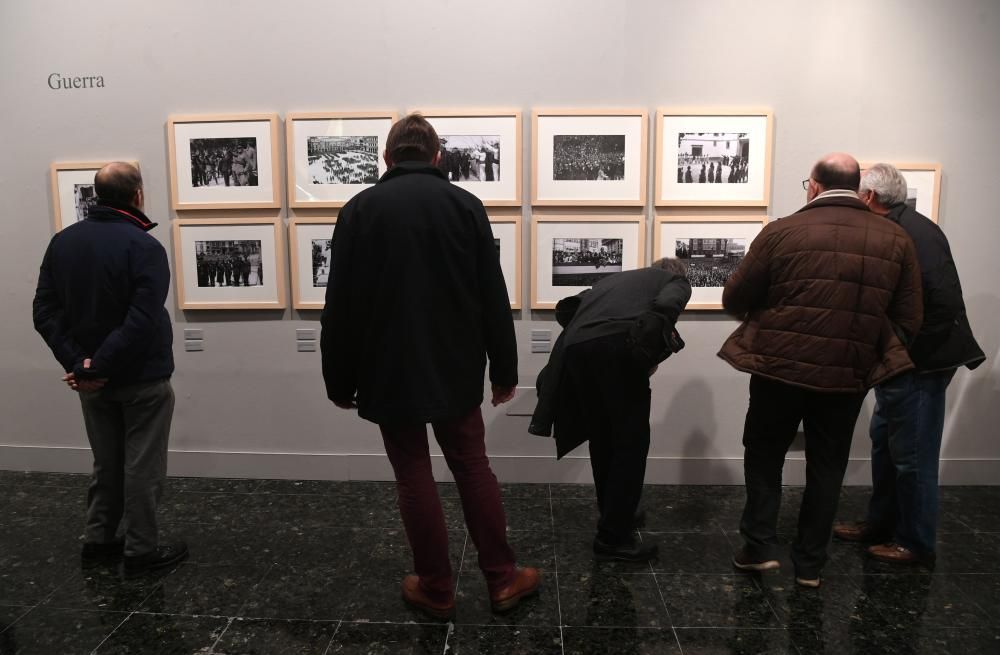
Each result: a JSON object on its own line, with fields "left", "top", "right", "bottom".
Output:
{"left": 172, "top": 215, "right": 766, "bottom": 311}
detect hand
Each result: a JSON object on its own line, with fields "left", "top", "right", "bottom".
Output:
{"left": 491, "top": 384, "right": 516, "bottom": 406}
{"left": 63, "top": 358, "right": 107, "bottom": 392}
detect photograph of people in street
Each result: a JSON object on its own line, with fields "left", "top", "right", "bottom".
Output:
{"left": 195, "top": 240, "right": 264, "bottom": 287}
{"left": 308, "top": 136, "right": 379, "bottom": 185}
{"left": 674, "top": 237, "right": 746, "bottom": 287}
{"left": 312, "top": 238, "right": 332, "bottom": 287}
{"left": 73, "top": 183, "right": 97, "bottom": 222}
{"left": 553, "top": 135, "right": 625, "bottom": 181}
{"left": 436, "top": 135, "right": 500, "bottom": 182}
{"left": 676, "top": 132, "right": 749, "bottom": 184}
{"left": 551, "top": 238, "right": 623, "bottom": 286}
{"left": 189, "top": 138, "right": 258, "bottom": 187}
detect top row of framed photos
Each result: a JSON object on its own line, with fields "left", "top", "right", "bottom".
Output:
{"left": 162, "top": 108, "right": 775, "bottom": 211}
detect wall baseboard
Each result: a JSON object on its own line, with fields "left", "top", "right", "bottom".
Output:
{"left": 2, "top": 445, "right": 998, "bottom": 485}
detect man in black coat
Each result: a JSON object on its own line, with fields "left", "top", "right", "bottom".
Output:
{"left": 321, "top": 114, "right": 539, "bottom": 619}
{"left": 529, "top": 259, "right": 691, "bottom": 562}
{"left": 33, "top": 162, "right": 187, "bottom": 578}
{"left": 835, "top": 163, "right": 986, "bottom": 566}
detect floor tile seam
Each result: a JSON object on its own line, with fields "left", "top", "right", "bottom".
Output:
{"left": 88, "top": 608, "right": 136, "bottom": 654}
{"left": 648, "top": 558, "right": 677, "bottom": 632}
{"left": 319, "top": 619, "right": 343, "bottom": 655}
{"left": 233, "top": 561, "right": 276, "bottom": 618}
{"left": 0, "top": 603, "right": 38, "bottom": 634}
{"left": 206, "top": 615, "right": 235, "bottom": 653}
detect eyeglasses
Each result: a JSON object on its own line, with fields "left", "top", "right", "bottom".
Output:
{"left": 801, "top": 179, "right": 811, "bottom": 190}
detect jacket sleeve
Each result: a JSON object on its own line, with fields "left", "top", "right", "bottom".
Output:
{"left": 915, "top": 240, "right": 965, "bottom": 344}
{"left": 32, "top": 238, "right": 88, "bottom": 372}
{"left": 888, "top": 235, "right": 924, "bottom": 344}
{"left": 475, "top": 205, "right": 518, "bottom": 388}
{"left": 722, "top": 227, "right": 771, "bottom": 316}
{"left": 81, "top": 240, "right": 169, "bottom": 379}
{"left": 320, "top": 206, "right": 359, "bottom": 403}
{"left": 652, "top": 275, "right": 692, "bottom": 325}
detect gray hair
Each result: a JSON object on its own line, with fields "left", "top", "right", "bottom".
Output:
{"left": 650, "top": 257, "right": 688, "bottom": 277}
{"left": 860, "top": 163, "right": 908, "bottom": 206}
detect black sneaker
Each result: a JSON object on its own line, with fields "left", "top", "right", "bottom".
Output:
{"left": 122, "top": 542, "right": 189, "bottom": 579}
{"left": 81, "top": 541, "right": 125, "bottom": 568}
{"left": 732, "top": 547, "right": 780, "bottom": 572}
{"left": 593, "top": 537, "right": 658, "bottom": 562}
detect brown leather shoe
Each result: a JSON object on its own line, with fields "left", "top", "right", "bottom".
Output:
{"left": 867, "top": 542, "right": 934, "bottom": 566}
{"left": 490, "top": 567, "right": 541, "bottom": 613}
{"left": 833, "top": 521, "right": 879, "bottom": 542}
{"left": 401, "top": 575, "right": 455, "bottom": 620}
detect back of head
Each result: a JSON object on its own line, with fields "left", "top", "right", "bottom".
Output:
{"left": 95, "top": 162, "right": 143, "bottom": 207}
{"left": 650, "top": 257, "right": 688, "bottom": 278}
{"left": 860, "top": 163, "right": 908, "bottom": 206}
{"left": 385, "top": 113, "right": 440, "bottom": 164}
{"left": 811, "top": 153, "right": 860, "bottom": 192}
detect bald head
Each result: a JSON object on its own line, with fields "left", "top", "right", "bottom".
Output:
{"left": 94, "top": 162, "right": 143, "bottom": 209}
{"left": 810, "top": 153, "right": 861, "bottom": 193}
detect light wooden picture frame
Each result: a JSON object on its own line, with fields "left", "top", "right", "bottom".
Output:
{"left": 531, "top": 214, "right": 646, "bottom": 309}
{"left": 288, "top": 216, "right": 337, "bottom": 310}
{"left": 532, "top": 108, "right": 648, "bottom": 207}
{"left": 489, "top": 214, "right": 523, "bottom": 309}
{"left": 172, "top": 217, "right": 287, "bottom": 310}
{"left": 50, "top": 160, "right": 138, "bottom": 232}
{"left": 655, "top": 108, "right": 773, "bottom": 207}
{"left": 861, "top": 162, "right": 942, "bottom": 223}
{"left": 653, "top": 215, "right": 767, "bottom": 310}
{"left": 286, "top": 111, "right": 396, "bottom": 208}
{"left": 167, "top": 113, "right": 282, "bottom": 210}
{"left": 414, "top": 109, "right": 522, "bottom": 206}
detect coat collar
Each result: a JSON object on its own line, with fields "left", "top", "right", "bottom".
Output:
{"left": 87, "top": 200, "right": 158, "bottom": 231}
{"left": 793, "top": 194, "right": 869, "bottom": 215}
{"left": 378, "top": 160, "right": 448, "bottom": 183}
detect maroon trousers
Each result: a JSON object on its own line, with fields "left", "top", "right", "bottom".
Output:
{"left": 379, "top": 406, "right": 516, "bottom": 602}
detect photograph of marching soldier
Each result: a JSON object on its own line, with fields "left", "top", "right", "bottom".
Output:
{"left": 674, "top": 238, "right": 746, "bottom": 288}
{"left": 73, "top": 183, "right": 98, "bottom": 222}
{"left": 553, "top": 135, "right": 626, "bottom": 181}
{"left": 189, "top": 137, "right": 258, "bottom": 187}
{"left": 194, "top": 240, "right": 264, "bottom": 288}
{"left": 308, "top": 135, "right": 379, "bottom": 185}
{"left": 312, "top": 238, "right": 332, "bottom": 287}
{"left": 676, "top": 132, "right": 749, "bottom": 184}
{"left": 552, "top": 238, "right": 623, "bottom": 286}
{"left": 436, "top": 135, "right": 500, "bottom": 182}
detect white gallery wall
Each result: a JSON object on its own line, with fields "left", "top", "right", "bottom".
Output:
{"left": 1, "top": 0, "right": 998, "bottom": 483}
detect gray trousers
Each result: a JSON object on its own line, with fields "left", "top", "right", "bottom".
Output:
{"left": 79, "top": 378, "right": 174, "bottom": 557}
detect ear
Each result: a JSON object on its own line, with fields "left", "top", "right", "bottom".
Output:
{"left": 431, "top": 151, "right": 442, "bottom": 167}
{"left": 383, "top": 150, "right": 393, "bottom": 169}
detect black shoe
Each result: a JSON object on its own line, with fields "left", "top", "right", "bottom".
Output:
{"left": 732, "top": 546, "right": 780, "bottom": 572}
{"left": 632, "top": 509, "right": 647, "bottom": 530}
{"left": 81, "top": 541, "right": 125, "bottom": 568}
{"left": 122, "top": 542, "right": 189, "bottom": 579}
{"left": 593, "top": 538, "right": 658, "bottom": 562}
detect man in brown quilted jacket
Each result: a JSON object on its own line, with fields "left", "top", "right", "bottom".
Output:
{"left": 719, "top": 152, "right": 923, "bottom": 588}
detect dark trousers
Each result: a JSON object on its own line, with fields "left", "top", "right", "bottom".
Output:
{"left": 380, "top": 406, "right": 516, "bottom": 603}
{"left": 867, "top": 369, "right": 955, "bottom": 554}
{"left": 79, "top": 379, "right": 174, "bottom": 557}
{"left": 739, "top": 375, "right": 866, "bottom": 578}
{"left": 564, "top": 333, "right": 652, "bottom": 545}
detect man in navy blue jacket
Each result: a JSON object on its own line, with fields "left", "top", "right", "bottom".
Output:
{"left": 33, "top": 162, "right": 187, "bottom": 578}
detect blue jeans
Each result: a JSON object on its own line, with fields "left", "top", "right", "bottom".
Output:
{"left": 866, "top": 369, "right": 955, "bottom": 554}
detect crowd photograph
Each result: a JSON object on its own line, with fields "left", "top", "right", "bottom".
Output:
{"left": 195, "top": 240, "right": 264, "bottom": 288}
{"left": 436, "top": 135, "right": 500, "bottom": 182}
{"left": 675, "top": 237, "right": 746, "bottom": 287}
{"left": 189, "top": 137, "right": 258, "bottom": 187}
{"left": 73, "top": 183, "right": 97, "bottom": 222}
{"left": 553, "top": 134, "right": 626, "bottom": 181}
{"left": 312, "top": 238, "right": 332, "bottom": 287}
{"left": 551, "top": 237, "right": 623, "bottom": 285}
{"left": 676, "top": 132, "right": 749, "bottom": 184}
{"left": 308, "top": 135, "right": 379, "bottom": 185}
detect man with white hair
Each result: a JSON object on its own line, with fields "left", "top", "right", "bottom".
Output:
{"left": 834, "top": 163, "right": 985, "bottom": 566}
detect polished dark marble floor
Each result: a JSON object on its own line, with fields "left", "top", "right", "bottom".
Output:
{"left": 1, "top": 471, "right": 999, "bottom": 654}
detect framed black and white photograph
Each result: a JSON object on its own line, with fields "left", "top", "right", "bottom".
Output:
{"left": 489, "top": 214, "right": 522, "bottom": 309}
{"left": 50, "top": 161, "right": 138, "bottom": 232}
{"left": 654, "top": 216, "right": 767, "bottom": 310}
{"left": 286, "top": 112, "right": 396, "bottom": 208}
{"left": 655, "top": 109, "right": 772, "bottom": 207}
{"left": 167, "top": 113, "right": 281, "bottom": 210}
{"left": 173, "top": 218, "right": 286, "bottom": 310}
{"left": 532, "top": 109, "right": 647, "bottom": 206}
{"left": 417, "top": 110, "right": 522, "bottom": 206}
{"left": 288, "top": 217, "right": 337, "bottom": 309}
{"left": 861, "top": 162, "right": 942, "bottom": 223}
{"left": 531, "top": 215, "right": 645, "bottom": 308}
